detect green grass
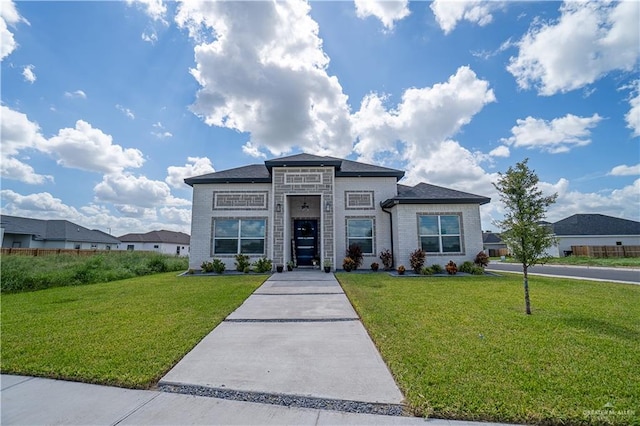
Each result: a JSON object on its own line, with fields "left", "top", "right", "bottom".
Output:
{"left": 337, "top": 273, "right": 640, "bottom": 425}
{"left": 1, "top": 252, "right": 189, "bottom": 293}
{"left": 1, "top": 272, "right": 265, "bottom": 388}
{"left": 495, "top": 256, "right": 640, "bottom": 268}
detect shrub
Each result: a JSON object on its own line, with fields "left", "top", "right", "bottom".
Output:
{"left": 459, "top": 261, "right": 475, "bottom": 274}
{"left": 346, "top": 244, "right": 363, "bottom": 270}
{"left": 201, "top": 261, "right": 215, "bottom": 273}
{"left": 211, "top": 258, "right": 226, "bottom": 274}
{"left": 234, "top": 254, "right": 251, "bottom": 272}
{"left": 475, "top": 251, "right": 490, "bottom": 268}
{"left": 396, "top": 265, "right": 406, "bottom": 275}
{"left": 252, "top": 257, "right": 273, "bottom": 273}
{"left": 430, "top": 264, "right": 443, "bottom": 274}
{"left": 446, "top": 261, "right": 458, "bottom": 275}
{"left": 342, "top": 257, "right": 356, "bottom": 272}
{"left": 409, "top": 249, "right": 426, "bottom": 274}
{"left": 370, "top": 262, "right": 379, "bottom": 271}
{"left": 146, "top": 254, "right": 169, "bottom": 273}
{"left": 243, "top": 266, "right": 251, "bottom": 274}
{"left": 470, "top": 265, "right": 485, "bottom": 275}
{"left": 379, "top": 249, "right": 393, "bottom": 270}
{"left": 421, "top": 266, "right": 433, "bottom": 275}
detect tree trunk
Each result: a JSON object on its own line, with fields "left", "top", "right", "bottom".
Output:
{"left": 523, "top": 265, "right": 531, "bottom": 315}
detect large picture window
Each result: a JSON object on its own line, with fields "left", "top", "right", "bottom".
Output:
{"left": 419, "top": 215, "right": 461, "bottom": 253}
{"left": 347, "top": 218, "right": 374, "bottom": 255}
{"left": 213, "top": 219, "right": 266, "bottom": 255}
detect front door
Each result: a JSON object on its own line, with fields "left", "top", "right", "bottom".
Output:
{"left": 294, "top": 219, "right": 318, "bottom": 266}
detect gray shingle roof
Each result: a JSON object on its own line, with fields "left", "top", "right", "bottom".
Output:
{"left": 184, "top": 153, "right": 404, "bottom": 185}
{"left": 118, "top": 230, "right": 190, "bottom": 245}
{"left": 552, "top": 214, "right": 640, "bottom": 236}
{"left": 483, "top": 232, "right": 503, "bottom": 244}
{"left": 381, "top": 183, "right": 490, "bottom": 207}
{"left": 0, "top": 215, "right": 121, "bottom": 244}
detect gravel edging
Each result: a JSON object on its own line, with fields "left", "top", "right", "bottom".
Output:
{"left": 158, "top": 382, "right": 406, "bottom": 416}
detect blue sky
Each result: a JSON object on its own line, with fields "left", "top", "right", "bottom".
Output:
{"left": 1, "top": 0, "right": 638, "bottom": 236}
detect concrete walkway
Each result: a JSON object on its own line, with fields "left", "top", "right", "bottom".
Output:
{"left": 159, "top": 270, "right": 405, "bottom": 412}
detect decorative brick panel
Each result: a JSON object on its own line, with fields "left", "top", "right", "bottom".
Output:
{"left": 284, "top": 172, "right": 322, "bottom": 185}
{"left": 345, "top": 191, "right": 374, "bottom": 209}
{"left": 213, "top": 191, "right": 268, "bottom": 210}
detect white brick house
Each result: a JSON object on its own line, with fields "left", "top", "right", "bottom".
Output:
{"left": 185, "top": 154, "right": 490, "bottom": 271}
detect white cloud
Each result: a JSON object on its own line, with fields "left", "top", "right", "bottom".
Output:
{"left": 507, "top": 1, "right": 640, "bottom": 96}
{"left": 0, "top": 105, "right": 52, "bottom": 184}
{"left": 625, "top": 81, "right": 640, "bottom": 137}
{"left": 175, "top": 0, "right": 353, "bottom": 158}
{"left": 159, "top": 206, "right": 191, "bottom": 225}
{"left": 1, "top": 190, "right": 80, "bottom": 219}
{"left": 242, "top": 142, "right": 266, "bottom": 159}
{"left": 22, "top": 64, "right": 36, "bottom": 83}
{"left": 430, "top": 0, "right": 499, "bottom": 34}
{"left": 126, "top": 0, "right": 167, "bottom": 23}
{"left": 489, "top": 145, "right": 510, "bottom": 158}
{"left": 608, "top": 163, "right": 640, "bottom": 176}
{"left": 165, "top": 157, "right": 214, "bottom": 189}
{"left": 501, "top": 113, "right": 602, "bottom": 154}
{"left": 64, "top": 90, "right": 87, "bottom": 99}
{"left": 41, "top": 120, "right": 145, "bottom": 173}
{"left": 354, "top": 0, "right": 410, "bottom": 30}
{"left": 116, "top": 104, "right": 135, "bottom": 119}
{"left": 94, "top": 173, "right": 190, "bottom": 212}
{"left": 1, "top": 0, "right": 28, "bottom": 61}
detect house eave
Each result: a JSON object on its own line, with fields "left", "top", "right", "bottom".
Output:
{"left": 184, "top": 177, "right": 272, "bottom": 186}
{"left": 381, "top": 197, "right": 491, "bottom": 208}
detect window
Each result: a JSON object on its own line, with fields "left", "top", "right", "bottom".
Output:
{"left": 213, "top": 219, "right": 266, "bottom": 255}
{"left": 127, "top": 244, "right": 134, "bottom": 251}
{"left": 153, "top": 245, "right": 160, "bottom": 249}
{"left": 347, "top": 218, "right": 374, "bottom": 255}
{"left": 419, "top": 215, "right": 462, "bottom": 253}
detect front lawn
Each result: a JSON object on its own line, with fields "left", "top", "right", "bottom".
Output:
{"left": 1, "top": 273, "right": 265, "bottom": 388}
{"left": 337, "top": 273, "right": 639, "bottom": 425}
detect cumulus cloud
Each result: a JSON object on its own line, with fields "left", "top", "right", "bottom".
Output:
{"left": 165, "top": 156, "right": 214, "bottom": 189}
{"left": 625, "top": 81, "right": 640, "bottom": 137}
{"left": 116, "top": 104, "right": 135, "bottom": 119}
{"left": 159, "top": 206, "right": 191, "bottom": 225}
{"left": 1, "top": 0, "right": 27, "bottom": 61}
{"left": 507, "top": 1, "right": 640, "bottom": 96}
{"left": 0, "top": 105, "right": 52, "bottom": 184}
{"left": 608, "top": 164, "right": 640, "bottom": 176}
{"left": 354, "top": 0, "right": 410, "bottom": 30}
{"left": 500, "top": 113, "right": 602, "bottom": 154}
{"left": 64, "top": 90, "right": 87, "bottom": 99}
{"left": 22, "top": 64, "right": 36, "bottom": 83}
{"left": 430, "top": 0, "right": 499, "bottom": 34}
{"left": 489, "top": 145, "right": 510, "bottom": 158}
{"left": 40, "top": 120, "right": 145, "bottom": 173}
{"left": 1, "top": 190, "right": 80, "bottom": 219}
{"left": 94, "top": 173, "right": 190, "bottom": 213}
{"left": 126, "top": 0, "right": 167, "bottom": 23}
{"left": 175, "top": 0, "right": 352, "bottom": 157}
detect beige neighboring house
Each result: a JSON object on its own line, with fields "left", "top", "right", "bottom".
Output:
{"left": 0, "top": 215, "right": 120, "bottom": 250}
{"left": 117, "top": 230, "right": 191, "bottom": 256}
{"left": 185, "top": 153, "right": 491, "bottom": 271}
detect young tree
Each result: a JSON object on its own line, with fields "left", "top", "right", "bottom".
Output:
{"left": 493, "top": 159, "right": 557, "bottom": 315}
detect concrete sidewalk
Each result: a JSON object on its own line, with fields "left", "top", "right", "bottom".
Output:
{"left": 159, "top": 270, "right": 404, "bottom": 411}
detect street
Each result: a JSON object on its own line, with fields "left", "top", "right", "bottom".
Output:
{"left": 487, "top": 262, "right": 640, "bottom": 285}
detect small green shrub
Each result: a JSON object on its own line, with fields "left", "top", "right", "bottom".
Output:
{"left": 201, "top": 261, "right": 214, "bottom": 273}
{"left": 470, "top": 266, "right": 485, "bottom": 275}
{"left": 243, "top": 266, "right": 251, "bottom": 274}
{"left": 409, "top": 249, "right": 426, "bottom": 274}
{"left": 346, "top": 244, "right": 363, "bottom": 269}
{"left": 421, "top": 266, "right": 433, "bottom": 275}
{"left": 252, "top": 257, "right": 273, "bottom": 273}
{"left": 234, "top": 254, "right": 251, "bottom": 272}
{"left": 211, "top": 258, "right": 226, "bottom": 274}
{"left": 146, "top": 254, "right": 169, "bottom": 273}
{"left": 379, "top": 249, "right": 393, "bottom": 270}
{"left": 459, "top": 261, "right": 475, "bottom": 274}
{"left": 430, "top": 264, "right": 443, "bottom": 274}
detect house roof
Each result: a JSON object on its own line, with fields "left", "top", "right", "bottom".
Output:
{"left": 118, "top": 230, "right": 190, "bottom": 245}
{"left": 483, "top": 232, "right": 504, "bottom": 244}
{"left": 0, "top": 215, "right": 121, "bottom": 244}
{"left": 552, "top": 214, "right": 640, "bottom": 236}
{"left": 184, "top": 153, "right": 405, "bottom": 185}
{"left": 381, "top": 183, "right": 491, "bottom": 207}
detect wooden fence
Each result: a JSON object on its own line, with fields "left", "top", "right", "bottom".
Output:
{"left": 488, "top": 248, "right": 509, "bottom": 257}
{"left": 0, "top": 248, "right": 151, "bottom": 257}
{"left": 571, "top": 245, "right": 640, "bottom": 258}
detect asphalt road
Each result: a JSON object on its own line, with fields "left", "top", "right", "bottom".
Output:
{"left": 487, "top": 262, "right": 640, "bottom": 285}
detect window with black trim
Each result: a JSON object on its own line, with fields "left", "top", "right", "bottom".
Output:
{"left": 213, "top": 219, "right": 266, "bottom": 255}
{"left": 347, "top": 218, "right": 374, "bottom": 255}
{"left": 419, "top": 215, "right": 461, "bottom": 253}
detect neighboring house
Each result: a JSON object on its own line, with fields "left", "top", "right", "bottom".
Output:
{"left": 482, "top": 231, "right": 508, "bottom": 256}
{"left": 185, "top": 153, "right": 490, "bottom": 270}
{"left": 0, "top": 215, "right": 120, "bottom": 250}
{"left": 117, "top": 230, "right": 191, "bottom": 256}
{"left": 550, "top": 214, "right": 640, "bottom": 256}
